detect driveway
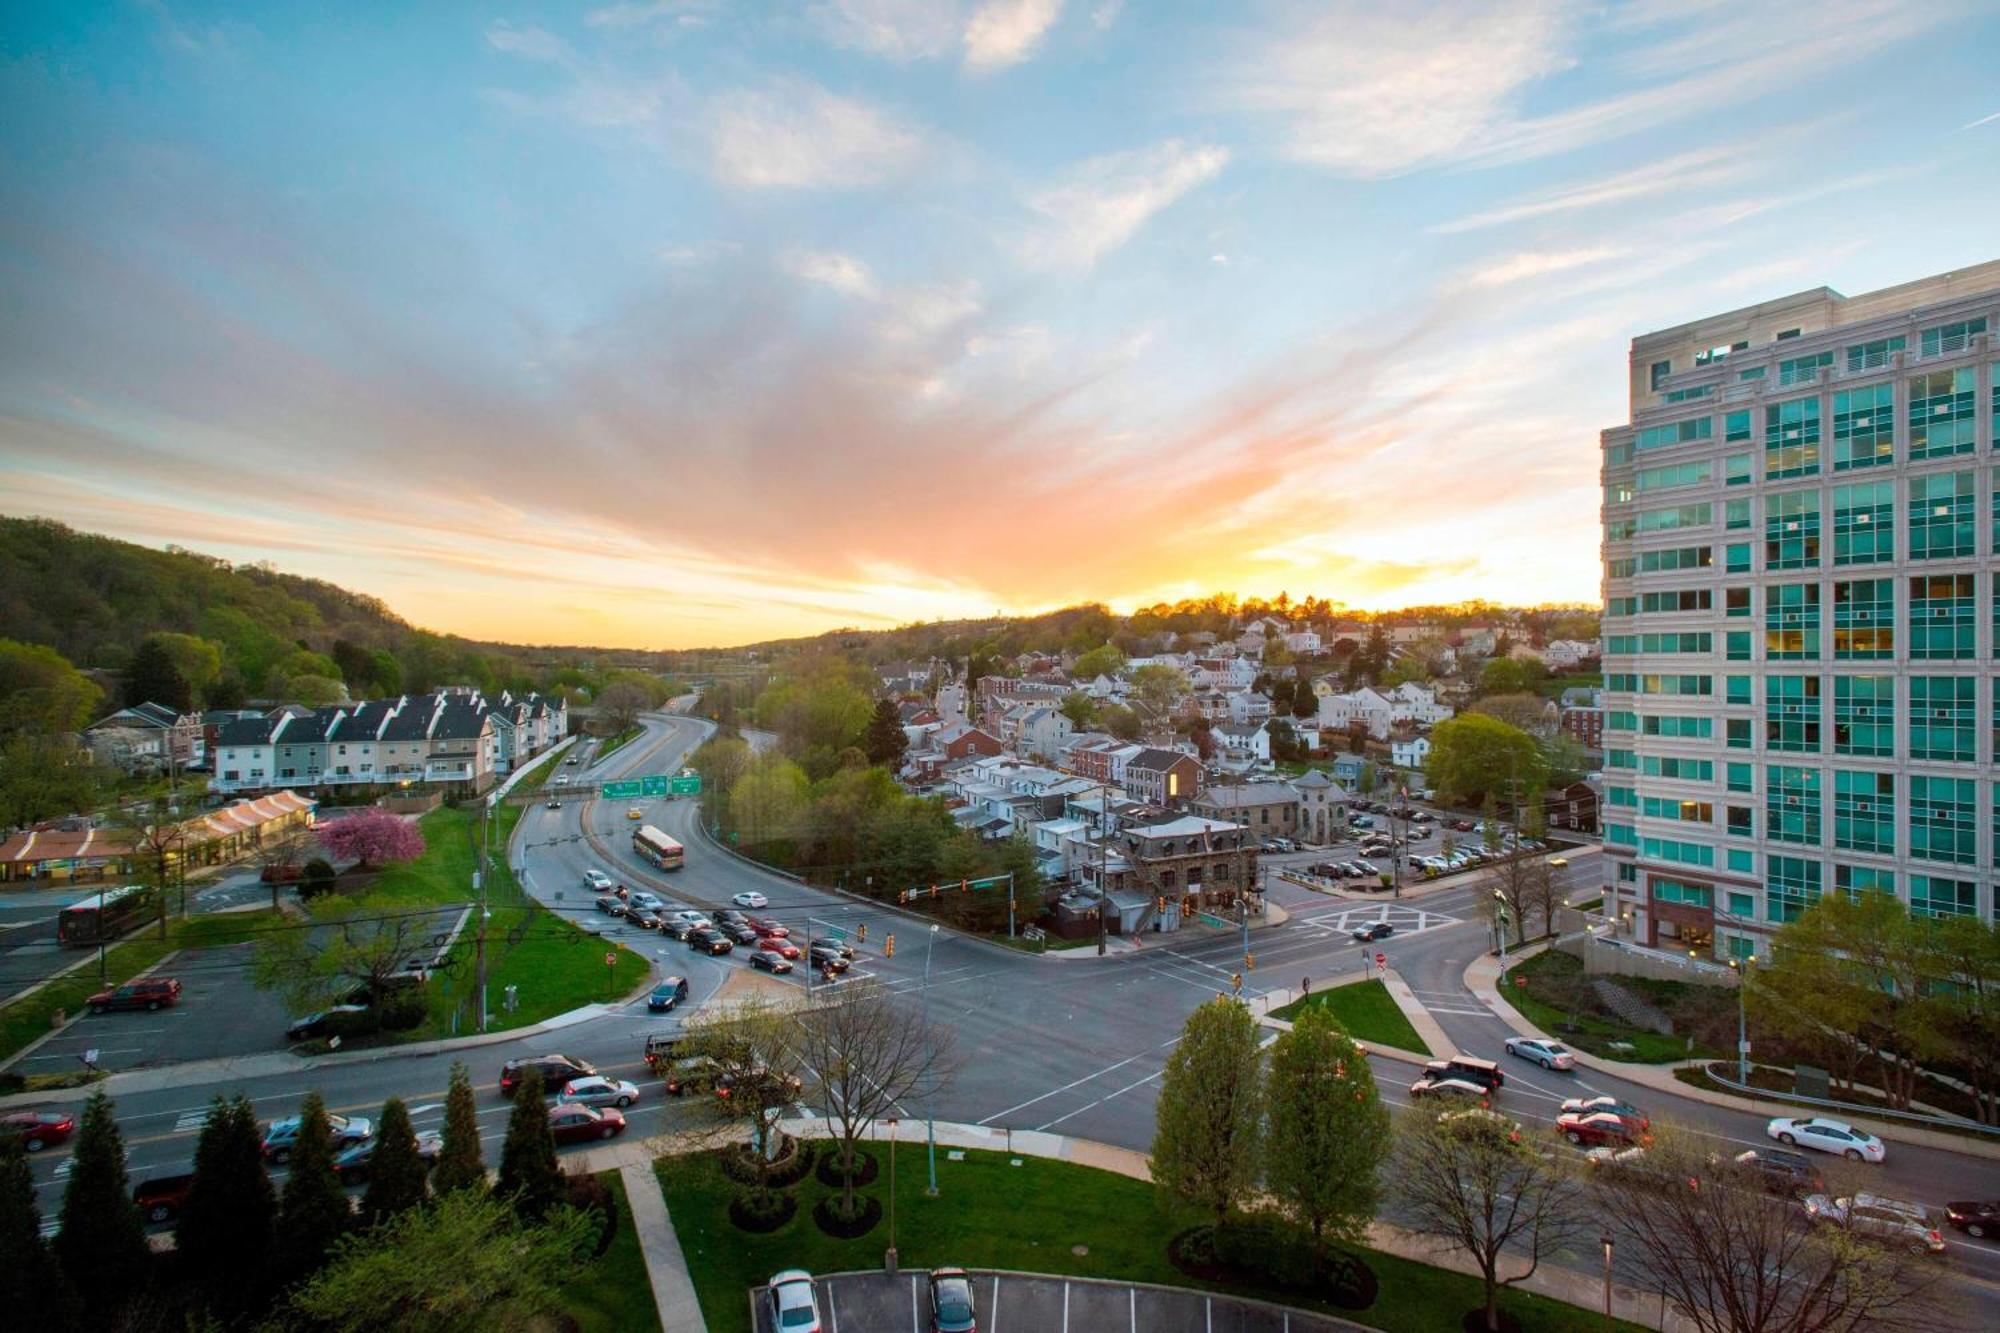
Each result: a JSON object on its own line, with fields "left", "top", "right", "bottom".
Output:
{"left": 752, "top": 1269, "right": 1364, "bottom": 1333}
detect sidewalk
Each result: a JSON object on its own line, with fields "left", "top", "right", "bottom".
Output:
{"left": 1463, "top": 946, "right": 2000, "bottom": 1160}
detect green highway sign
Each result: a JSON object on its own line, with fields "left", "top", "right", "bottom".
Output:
{"left": 821, "top": 925, "right": 845, "bottom": 941}
{"left": 642, "top": 774, "right": 669, "bottom": 797}
{"left": 599, "top": 773, "right": 684, "bottom": 799}
{"left": 669, "top": 775, "right": 702, "bottom": 796}
{"left": 1198, "top": 913, "right": 1229, "bottom": 928}
{"left": 600, "top": 780, "right": 642, "bottom": 800}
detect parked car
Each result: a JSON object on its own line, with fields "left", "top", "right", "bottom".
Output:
{"left": 285, "top": 1004, "right": 371, "bottom": 1042}
{"left": 749, "top": 950, "right": 793, "bottom": 974}
{"left": 1766, "top": 1116, "right": 1884, "bottom": 1162}
{"left": 334, "top": 1131, "right": 443, "bottom": 1184}
{"left": 1727, "top": 1148, "right": 1823, "bottom": 1198}
{"left": 732, "top": 891, "right": 769, "bottom": 909}
{"left": 583, "top": 869, "right": 614, "bottom": 892}
{"left": 1451, "top": 819, "right": 1476, "bottom": 832}
{"left": 1804, "top": 1193, "right": 1946, "bottom": 1255}
{"left": 1351, "top": 921, "right": 1395, "bottom": 942}
{"left": 0, "top": 1110, "right": 75, "bottom": 1153}
{"left": 759, "top": 937, "right": 802, "bottom": 961}
{"left": 768, "top": 1270, "right": 823, "bottom": 1333}
{"left": 550, "top": 1103, "right": 627, "bottom": 1144}
{"left": 1560, "top": 1096, "right": 1646, "bottom": 1126}
{"left": 263, "top": 1112, "right": 373, "bottom": 1163}
{"left": 500, "top": 1055, "right": 596, "bottom": 1097}
{"left": 747, "top": 916, "right": 790, "bottom": 939}
{"left": 133, "top": 1171, "right": 197, "bottom": 1223}
{"left": 717, "top": 1066, "right": 803, "bottom": 1102}
{"left": 1503, "top": 1037, "right": 1575, "bottom": 1070}
{"left": 647, "top": 977, "right": 690, "bottom": 1013}
{"left": 1409, "top": 1073, "right": 1489, "bottom": 1101}
{"left": 558, "top": 1076, "right": 641, "bottom": 1109}
{"left": 1555, "top": 1110, "right": 1650, "bottom": 1149}
{"left": 1422, "top": 1055, "right": 1504, "bottom": 1091}
{"left": 87, "top": 977, "right": 182, "bottom": 1013}
{"left": 928, "top": 1267, "right": 977, "bottom": 1333}
{"left": 594, "top": 894, "right": 623, "bottom": 915}
{"left": 663, "top": 1056, "right": 724, "bottom": 1096}
{"left": 689, "top": 928, "right": 733, "bottom": 956}
{"left": 1945, "top": 1200, "right": 2000, "bottom": 1240}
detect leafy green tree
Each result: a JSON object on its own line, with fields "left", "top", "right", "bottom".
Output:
{"left": 1426, "top": 713, "right": 1547, "bottom": 808}
{"left": 1059, "top": 691, "right": 1097, "bottom": 728}
{"left": 495, "top": 1072, "right": 563, "bottom": 1221}
{"left": 252, "top": 892, "right": 438, "bottom": 1012}
{"left": 0, "top": 732, "right": 102, "bottom": 828}
{"left": 283, "top": 673, "right": 348, "bottom": 706}
{"left": 1131, "top": 663, "right": 1190, "bottom": 719}
{"left": 54, "top": 1092, "right": 151, "bottom": 1321}
{"left": 0, "top": 637, "right": 104, "bottom": 735}
{"left": 123, "top": 633, "right": 194, "bottom": 711}
{"left": 1099, "top": 702, "right": 1142, "bottom": 740}
{"left": 361, "top": 1098, "right": 430, "bottom": 1227}
{"left": 175, "top": 1094, "right": 276, "bottom": 1317}
{"left": 368, "top": 648, "right": 404, "bottom": 696}
{"left": 433, "top": 1062, "right": 487, "bottom": 1196}
{"left": 1264, "top": 1006, "right": 1390, "bottom": 1252}
{"left": 0, "top": 1141, "right": 80, "bottom": 1329}
{"left": 729, "top": 755, "right": 811, "bottom": 858}
{"left": 281, "top": 1188, "right": 595, "bottom": 1332}
{"left": 146, "top": 632, "right": 224, "bottom": 706}
{"left": 276, "top": 1093, "right": 353, "bottom": 1287}
{"left": 1071, "top": 643, "right": 1126, "bottom": 680}
{"left": 1150, "top": 997, "right": 1263, "bottom": 1230}
{"left": 1291, "top": 684, "right": 1317, "bottom": 719}
{"left": 861, "top": 697, "right": 908, "bottom": 768}
{"left": 330, "top": 639, "right": 377, "bottom": 693}
{"left": 1477, "top": 657, "right": 1529, "bottom": 696}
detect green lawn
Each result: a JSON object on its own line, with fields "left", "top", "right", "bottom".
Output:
{"left": 0, "top": 910, "right": 283, "bottom": 1066}
{"left": 1269, "top": 980, "right": 1428, "bottom": 1054}
{"left": 658, "top": 1144, "right": 1639, "bottom": 1333}
{"left": 562, "top": 1172, "right": 659, "bottom": 1333}
{"left": 594, "top": 726, "right": 642, "bottom": 764}
{"left": 1502, "top": 951, "right": 1722, "bottom": 1064}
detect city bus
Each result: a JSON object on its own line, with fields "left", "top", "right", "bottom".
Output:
{"left": 57, "top": 885, "right": 160, "bottom": 946}
{"left": 633, "top": 825, "right": 685, "bottom": 872}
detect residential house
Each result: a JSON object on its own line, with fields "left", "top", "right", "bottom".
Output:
{"left": 1543, "top": 639, "right": 1600, "bottom": 670}
{"left": 1213, "top": 722, "right": 1270, "bottom": 764}
{"left": 1122, "top": 748, "right": 1204, "bottom": 807}
{"left": 934, "top": 723, "right": 1004, "bottom": 761}
{"left": 1064, "top": 737, "right": 1144, "bottom": 786}
{"left": 1118, "top": 815, "right": 1258, "bottom": 920}
{"left": 1190, "top": 782, "right": 1299, "bottom": 840}
{"left": 1330, "top": 754, "right": 1368, "bottom": 787}
{"left": 1560, "top": 702, "right": 1604, "bottom": 754}
{"left": 1390, "top": 735, "right": 1432, "bottom": 770}
{"left": 1016, "top": 707, "right": 1074, "bottom": 761}
{"left": 1227, "top": 691, "right": 1272, "bottom": 726}
{"left": 81, "top": 703, "right": 205, "bottom": 773}
{"left": 1282, "top": 629, "right": 1322, "bottom": 655}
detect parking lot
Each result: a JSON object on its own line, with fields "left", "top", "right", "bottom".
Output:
{"left": 752, "top": 1270, "right": 1364, "bottom": 1333}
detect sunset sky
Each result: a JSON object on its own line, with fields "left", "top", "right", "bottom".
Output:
{"left": 4, "top": 1, "right": 1998, "bottom": 649}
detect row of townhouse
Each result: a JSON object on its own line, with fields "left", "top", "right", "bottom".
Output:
{"left": 1314, "top": 682, "right": 1452, "bottom": 740}
{"left": 210, "top": 690, "right": 566, "bottom": 796}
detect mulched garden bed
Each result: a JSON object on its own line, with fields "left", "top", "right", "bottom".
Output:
{"left": 814, "top": 1145, "right": 879, "bottom": 1188}
{"left": 721, "top": 1135, "right": 815, "bottom": 1188}
{"left": 1168, "top": 1223, "right": 1377, "bottom": 1310}
{"left": 812, "top": 1192, "right": 883, "bottom": 1239}
{"left": 728, "top": 1190, "right": 797, "bottom": 1233}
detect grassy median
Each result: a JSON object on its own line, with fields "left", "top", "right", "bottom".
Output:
{"left": 561, "top": 1171, "right": 658, "bottom": 1332}
{"left": 1268, "top": 979, "right": 1427, "bottom": 1053}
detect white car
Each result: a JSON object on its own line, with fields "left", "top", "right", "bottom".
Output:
{"left": 668, "top": 908, "right": 711, "bottom": 928}
{"left": 1804, "top": 1193, "right": 1945, "bottom": 1253}
{"left": 1409, "top": 1074, "right": 1490, "bottom": 1101}
{"left": 629, "top": 892, "right": 665, "bottom": 913}
{"left": 768, "top": 1269, "right": 823, "bottom": 1333}
{"left": 1766, "top": 1116, "right": 1885, "bottom": 1163}
{"left": 1504, "top": 1037, "right": 1576, "bottom": 1071}
{"left": 732, "top": 891, "right": 768, "bottom": 909}
{"left": 583, "top": 869, "right": 614, "bottom": 892}
{"left": 558, "top": 1076, "right": 641, "bottom": 1109}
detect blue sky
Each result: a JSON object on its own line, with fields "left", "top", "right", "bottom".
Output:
{"left": 3, "top": 0, "right": 1997, "bottom": 647}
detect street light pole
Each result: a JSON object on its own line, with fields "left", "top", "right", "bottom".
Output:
{"left": 923, "top": 922, "right": 940, "bottom": 1196}
{"left": 1493, "top": 889, "right": 1508, "bottom": 971}
{"left": 885, "top": 1116, "right": 900, "bottom": 1272}
{"left": 1732, "top": 954, "right": 1755, "bottom": 1084}
{"left": 1600, "top": 1235, "right": 1614, "bottom": 1331}
{"left": 1094, "top": 783, "right": 1108, "bottom": 956}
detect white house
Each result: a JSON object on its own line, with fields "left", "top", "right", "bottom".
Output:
{"left": 1390, "top": 735, "right": 1432, "bottom": 769}
{"left": 1283, "top": 630, "right": 1322, "bottom": 654}
{"left": 1381, "top": 682, "right": 1452, "bottom": 727}
{"left": 1317, "top": 688, "right": 1394, "bottom": 739}
{"left": 1227, "top": 691, "right": 1273, "bottom": 726}
{"left": 1544, "top": 639, "right": 1599, "bottom": 670}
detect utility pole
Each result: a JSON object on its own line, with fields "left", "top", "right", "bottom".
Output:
{"left": 475, "top": 793, "right": 493, "bottom": 1032}
{"left": 922, "top": 922, "right": 940, "bottom": 1195}
{"left": 1094, "top": 783, "right": 1108, "bottom": 956}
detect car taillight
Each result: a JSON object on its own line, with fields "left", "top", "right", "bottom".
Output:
{"left": 1928, "top": 1231, "right": 1942, "bottom": 1244}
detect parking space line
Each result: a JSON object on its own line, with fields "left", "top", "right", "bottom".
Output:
{"left": 1129, "top": 1284, "right": 1136, "bottom": 1331}
{"left": 911, "top": 1273, "right": 920, "bottom": 1333}
{"left": 990, "top": 1272, "right": 1000, "bottom": 1331}
{"left": 1062, "top": 1280, "right": 1069, "bottom": 1333}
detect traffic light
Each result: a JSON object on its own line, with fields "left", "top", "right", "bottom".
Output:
{"left": 885, "top": 933, "right": 896, "bottom": 959}
{"left": 1155, "top": 895, "right": 1165, "bottom": 914}
{"left": 1230, "top": 972, "right": 1243, "bottom": 995}
{"left": 898, "top": 889, "right": 909, "bottom": 904}
{"left": 1245, "top": 952, "right": 1255, "bottom": 971}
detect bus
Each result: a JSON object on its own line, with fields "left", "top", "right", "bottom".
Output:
{"left": 633, "top": 825, "right": 685, "bottom": 872}
{"left": 57, "top": 885, "right": 160, "bottom": 946}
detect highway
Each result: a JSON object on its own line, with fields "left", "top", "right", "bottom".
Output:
{"left": 12, "top": 707, "right": 1999, "bottom": 1314}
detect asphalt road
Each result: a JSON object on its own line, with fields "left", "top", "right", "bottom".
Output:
{"left": 12, "top": 708, "right": 2000, "bottom": 1315}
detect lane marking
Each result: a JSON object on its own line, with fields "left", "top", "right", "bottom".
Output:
{"left": 974, "top": 1038, "right": 1177, "bottom": 1125}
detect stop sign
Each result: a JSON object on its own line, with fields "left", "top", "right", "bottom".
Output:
{"left": 1374, "top": 951, "right": 1386, "bottom": 967}
{"left": 604, "top": 951, "right": 616, "bottom": 968}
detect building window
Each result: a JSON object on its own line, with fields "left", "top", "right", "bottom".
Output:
{"left": 1919, "top": 316, "right": 1986, "bottom": 357}
{"left": 1833, "top": 770, "right": 1894, "bottom": 853}
{"left": 1726, "top": 586, "right": 1751, "bottom": 617}
{"left": 1764, "top": 490, "right": 1820, "bottom": 569}
{"left": 1909, "top": 573, "right": 1976, "bottom": 659}
{"left": 1909, "top": 875, "right": 1978, "bottom": 919}
{"left": 1650, "top": 359, "right": 1672, "bottom": 391}
{"left": 1726, "top": 629, "right": 1751, "bottom": 660}
{"left": 1845, "top": 336, "right": 1904, "bottom": 372}
{"left": 1777, "top": 351, "right": 1832, "bottom": 386}
{"left": 1724, "top": 498, "right": 1751, "bottom": 531}
{"left": 1727, "top": 717, "right": 1752, "bottom": 748}
{"left": 1764, "top": 675, "right": 1821, "bottom": 752}
{"left": 1727, "top": 762, "right": 1754, "bottom": 793}
{"left": 1640, "top": 836, "right": 1713, "bottom": 867}
{"left": 1726, "top": 804, "right": 1753, "bottom": 837}
{"left": 1637, "top": 460, "right": 1712, "bottom": 492}
{"left": 1653, "top": 877, "right": 1713, "bottom": 907}
{"left": 1909, "top": 368, "right": 1977, "bottom": 458}
{"left": 1832, "top": 481, "right": 1895, "bottom": 565}
{"left": 1726, "top": 675, "right": 1751, "bottom": 705}
{"left": 1725, "top": 410, "right": 1752, "bottom": 443}
{"left": 1635, "top": 418, "right": 1713, "bottom": 451}
{"left": 1832, "top": 579, "right": 1894, "bottom": 659}
{"left": 1764, "top": 582, "right": 1820, "bottom": 660}
{"left": 1833, "top": 675, "right": 1894, "bottom": 757}
{"left": 1908, "top": 675, "right": 1975, "bottom": 761}
{"left": 1764, "top": 396, "right": 1820, "bottom": 478}
{"left": 1725, "top": 453, "right": 1752, "bottom": 486}
{"left": 1909, "top": 775, "right": 1976, "bottom": 865}
{"left": 1831, "top": 383, "right": 1895, "bottom": 470}
{"left": 1725, "top": 543, "right": 1751, "bottom": 573}
{"left": 1766, "top": 765, "right": 1822, "bottom": 845}
{"left": 1766, "top": 855, "right": 1822, "bottom": 923}
{"left": 1908, "top": 471, "right": 1975, "bottom": 560}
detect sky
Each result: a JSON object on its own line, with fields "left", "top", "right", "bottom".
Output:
{"left": 2, "top": 2, "right": 1998, "bottom": 650}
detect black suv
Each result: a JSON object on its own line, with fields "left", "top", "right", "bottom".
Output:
{"left": 499, "top": 1054, "right": 595, "bottom": 1097}
{"left": 1729, "top": 1148, "right": 1824, "bottom": 1197}
{"left": 1421, "top": 1056, "right": 1504, "bottom": 1091}
{"left": 688, "top": 927, "right": 732, "bottom": 956}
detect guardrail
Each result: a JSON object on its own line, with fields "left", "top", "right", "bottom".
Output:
{"left": 1694, "top": 1061, "right": 2000, "bottom": 1137}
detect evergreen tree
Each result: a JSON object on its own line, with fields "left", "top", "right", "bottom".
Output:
{"left": 495, "top": 1071, "right": 563, "bottom": 1221}
{"left": 123, "top": 634, "right": 193, "bottom": 711}
{"left": 54, "top": 1091, "right": 151, "bottom": 1322}
{"left": 1264, "top": 1005, "right": 1390, "bottom": 1252}
{"left": 175, "top": 1094, "right": 276, "bottom": 1318}
{"left": 275, "top": 1093, "right": 352, "bottom": 1288}
{"left": 862, "top": 697, "right": 908, "bottom": 768}
{"left": 433, "top": 1060, "right": 486, "bottom": 1196}
{"left": 0, "top": 1140, "right": 80, "bottom": 1329}
{"left": 360, "top": 1097, "right": 430, "bottom": 1227}
{"left": 1149, "top": 997, "right": 1263, "bottom": 1230}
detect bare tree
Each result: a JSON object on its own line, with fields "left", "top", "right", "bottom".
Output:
{"left": 110, "top": 797, "right": 188, "bottom": 932}
{"left": 1391, "top": 1107, "right": 1590, "bottom": 1333}
{"left": 790, "top": 980, "right": 955, "bottom": 1221}
{"left": 1487, "top": 852, "right": 1559, "bottom": 946}
{"left": 677, "top": 994, "right": 810, "bottom": 1196}
{"left": 250, "top": 895, "right": 437, "bottom": 1013}
{"left": 1589, "top": 1132, "right": 1957, "bottom": 1333}
{"left": 596, "top": 680, "right": 652, "bottom": 738}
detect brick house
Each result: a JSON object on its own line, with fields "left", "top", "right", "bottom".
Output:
{"left": 1190, "top": 782, "right": 1299, "bottom": 840}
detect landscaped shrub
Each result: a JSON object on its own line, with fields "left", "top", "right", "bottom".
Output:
{"left": 814, "top": 1145, "right": 877, "bottom": 1189}
{"left": 564, "top": 1171, "right": 620, "bottom": 1258}
{"left": 376, "top": 988, "right": 428, "bottom": 1032}
{"left": 811, "top": 1191, "right": 882, "bottom": 1239}
{"left": 727, "top": 1189, "right": 795, "bottom": 1233}
{"left": 1170, "top": 1218, "right": 1378, "bottom": 1310}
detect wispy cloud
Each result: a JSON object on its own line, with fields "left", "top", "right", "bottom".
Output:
{"left": 707, "top": 80, "right": 926, "bottom": 188}
{"left": 964, "top": 0, "right": 1065, "bottom": 71}
{"left": 1429, "top": 145, "right": 1745, "bottom": 234}
{"left": 1961, "top": 109, "right": 2000, "bottom": 131}
{"left": 810, "top": 0, "right": 963, "bottom": 61}
{"left": 1019, "top": 139, "right": 1229, "bottom": 270}
{"left": 586, "top": 1, "right": 710, "bottom": 28}
{"left": 782, "top": 249, "right": 879, "bottom": 299}
{"left": 1458, "top": 246, "right": 1627, "bottom": 290}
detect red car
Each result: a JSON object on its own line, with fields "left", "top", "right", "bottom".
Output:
{"left": 758, "top": 937, "right": 801, "bottom": 961}
{"left": 87, "top": 977, "right": 181, "bottom": 1013}
{"left": 747, "top": 917, "right": 790, "bottom": 939}
{"left": 1556, "top": 1110, "right": 1651, "bottom": 1149}
{"left": 1, "top": 1110, "right": 75, "bottom": 1153}
{"left": 548, "top": 1104, "right": 626, "bottom": 1144}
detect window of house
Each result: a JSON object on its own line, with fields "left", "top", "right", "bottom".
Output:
{"left": 1831, "top": 383, "right": 1895, "bottom": 470}
{"left": 1909, "top": 775, "right": 1977, "bottom": 865}
{"left": 1765, "top": 675, "right": 1822, "bottom": 752}
{"left": 1909, "top": 573, "right": 1976, "bottom": 658}
{"left": 1831, "top": 481, "right": 1895, "bottom": 564}
{"left": 1764, "top": 397, "right": 1821, "bottom": 478}
{"left": 1908, "top": 675, "right": 1975, "bottom": 761}
{"left": 1764, "top": 582, "right": 1820, "bottom": 660}
{"left": 1766, "top": 765, "right": 1822, "bottom": 844}
{"left": 1833, "top": 770, "right": 1894, "bottom": 853}
{"left": 1832, "top": 579, "right": 1894, "bottom": 659}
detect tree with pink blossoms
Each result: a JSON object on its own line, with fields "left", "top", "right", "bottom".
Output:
{"left": 316, "top": 809, "right": 425, "bottom": 872}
